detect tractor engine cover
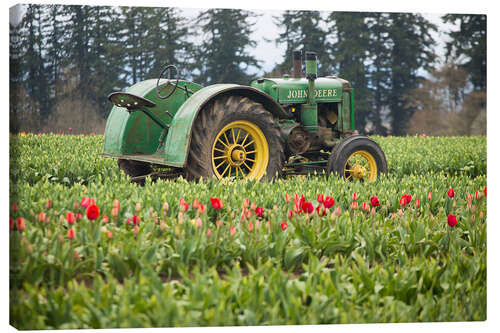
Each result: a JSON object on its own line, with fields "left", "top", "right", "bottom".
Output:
{"left": 287, "top": 126, "right": 311, "bottom": 155}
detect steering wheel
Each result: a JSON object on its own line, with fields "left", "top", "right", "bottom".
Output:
{"left": 156, "top": 64, "right": 179, "bottom": 99}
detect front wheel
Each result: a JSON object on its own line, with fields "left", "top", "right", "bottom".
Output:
{"left": 327, "top": 135, "right": 387, "bottom": 182}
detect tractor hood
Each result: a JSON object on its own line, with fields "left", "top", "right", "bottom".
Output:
{"left": 249, "top": 77, "right": 350, "bottom": 104}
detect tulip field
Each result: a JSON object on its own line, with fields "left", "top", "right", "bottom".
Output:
{"left": 9, "top": 134, "right": 486, "bottom": 329}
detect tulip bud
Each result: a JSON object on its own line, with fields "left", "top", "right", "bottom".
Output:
{"left": 350, "top": 201, "right": 358, "bottom": 210}
{"left": 352, "top": 192, "right": 358, "bottom": 201}
{"left": 475, "top": 190, "right": 482, "bottom": 200}
{"left": 160, "top": 220, "right": 167, "bottom": 231}
{"left": 67, "top": 228, "right": 75, "bottom": 240}
{"left": 162, "top": 202, "right": 169, "bottom": 216}
{"left": 9, "top": 218, "right": 14, "bottom": 231}
{"left": 480, "top": 211, "right": 484, "bottom": 219}
{"left": 317, "top": 193, "right": 324, "bottom": 203}
{"left": 245, "top": 209, "right": 252, "bottom": 219}
{"left": 230, "top": 226, "right": 237, "bottom": 236}
{"left": 398, "top": 209, "right": 403, "bottom": 217}
{"left": 195, "top": 217, "right": 202, "bottom": 228}
{"left": 248, "top": 221, "right": 253, "bottom": 232}
{"left": 113, "top": 199, "right": 120, "bottom": 209}
{"left": 178, "top": 212, "right": 183, "bottom": 224}
{"left": 370, "top": 207, "right": 376, "bottom": 216}
{"left": 285, "top": 194, "right": 291, "bottom": 202}
{"left": 415, "top": 199, "right": 420, "bottom": 208}
{"left": 38, "top": 212, "right": 46, "bottom": 223}
{"left": 73, "top": 201, "right": 79, "bottom": 211}
{"left": 74, "top": 251, "right": 80, "bottom": 260}
{"left": 133, "top": 224, "right": 140, "bottom": 236}
{"left": 266, "top": 221, "right": 271, "bottom": 229}
{"left": 287, "top": 210, "right": 294, "bottom": 219}
{"left": 58, "top": 234, "right": 64, "bottom": 243}
{"left": 207, "top": 228, "right": 212, "bottom": 237}
{"left": 12, "top": 203, "right": 18, "bottom": 212}
{"left": 192, "top": 199, "right": 200, "bottom": 210}
{"left": 46, "top": 200, "right": 53, "bottom": 209}
{"left": 111, "top": 207, "right": 119, "bottom": 217}
{"left": 250, "top": 202, "right": 256, "bottom": 211}
{"left": 16, "top": 217, "right": 26, "bottom": 232}
{"left": 106, "top": 230, "right": 113, "bottom": 239}
{"left": 135, "top": 202, "right": 142, "bottom": 212}
{"left": 243, "top": 198, "right": 249, "bottom": 209}
{"left": 335, "top": 205, "right": 342, "bottom": 216}
{"left": 447, "top": 187, "right": 455, "bottom": 198}
{"left": 361, "top": 202, "right": 370, "bottom": 212}
{"left": 102, "top": 216, "right": 109, "bottom": 224}
{"left": 66, "top": 211, "right": 76, "bottom": 225}
{"left": 427, "top": 192, "right": 432, "bottom": 200}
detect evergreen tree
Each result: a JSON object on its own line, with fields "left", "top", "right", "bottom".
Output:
{"left": 194, "top": 9, "right": 261, "bottom": 85}
{"left": 365, "top": 13, "right": 392, "bottom": 135}
{"left": 273, "top": 10, "right": 329, "bottom": 76}
{"left": 443, "top": 14, "right": 486, "bottom": 91}
{"left": 21, "top": 4, "right": 51, "bottom": 118}
{"left": 387, "top": 13, "right": 436, "bottom": 136}
{"left": 328, "top": 12, "right": 372, "bottom": 132}
{"left": 44, "top": 4, "right": 66, "bottom": 102}
{"left": 147, "top": 8, "right": 194, "bottom": 80}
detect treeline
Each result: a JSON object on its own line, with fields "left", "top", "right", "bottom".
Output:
{"left": 9, "top": 5, "right": 486, "bottom": 135}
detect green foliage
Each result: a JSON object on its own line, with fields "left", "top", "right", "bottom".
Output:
{"left": 10, "top": 134, "right": 486, "bottom": 328}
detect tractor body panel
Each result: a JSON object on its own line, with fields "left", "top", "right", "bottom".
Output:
{"left": 249, "top": 77, "right": 344, "bottom": 104}
{"left": 102, "top": 79, "right": 203, "bottom": 162}
{"left": 163, "top": 84, "right": 290, "bottom": 167}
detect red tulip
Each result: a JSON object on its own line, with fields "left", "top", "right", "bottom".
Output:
{"left": 317, "top": 193, "right": 324, "bottom": 203}
{"left": 102, "top": 216, "right": 109, "bottom": 224}
{"left": 350, "top": 201, "right": 358, "bottom": 210}
{"left": 248, "top": 221, "right": 253, "bottom": 232}
{"left": 316, "top": 204, "right": 326, "bottom": 217}
{"left": 9, "top": 218, "right": 14, "bottom": 231}
{"left": 106, "top": 231, "right": 113, "bottom": 239}
{"left": 16, "top": 217, "right": 25, "bottom": 232}
{"left": 287, "top": 210, "right": 294, "bottom": 219}
{"left": 301, "top": 201, "right": 314, "bottom": 214}
{"left": 352, "top": 192, "right": 358, "bottom": 201}
{"left": 250, "top": 202, "right": 256, "bottom": 211}
{"left": 400, "top": 194, "right": 411, "bottom": 207}
{"left": 68, "top": 228, "right": 75, "bottom": 240}
{"left": 280, "top": 221, "right": 288, "bottom": 230}
{"left": 86, "top": 204, "right": 100, "bottom": 220}
{"left": 12, "top": 203, "right": 18, "bottom": 212}
{"left": 132, "top": 215, "right": 140, "bottom": 225}
{"left": 112, "top": 199, "right": 120, "bottom": 210}
{"left": 484, "top": 186, "right": 487, "bottom": 197}
{"left": 475, "top": 190, "right": 482, "bottom": 200}
{"left": 80, "top": 196, "right": 90, "bottom": 208}
{"left": 323, "top": 196, "right": 335, "bottom": 209}
{"left": 133, "top": 224, "right": 140, "bottom": 236}
{"left": 447, "top": 214, "right": 457, "bottom": 227}
{"left": 415, "top": 199, "right": 420, "bottom": 208}
{"left": 230, "top": 226, "right": 237, "bottom": 236}
{"left": 361, "top": 202, "right": 370, "bottom": 212}
{"left": 207, "top": 228, "right": 212, "bottom": 237}
{"left": 66, "top": 211, "right": 76, "bottom": 225}
{"left": 111, "top": 207, "right": 119, "bottom": 217}
{"left": 210, "top": 197, "right": 224, "bottom": 210}
{"left": 126, "top": 217, "right": 132, "bottom": 225}
{"left": 293, "top": 203, "right": 301, "bottom": 214}
{"left": 285, "top": 194, "right": 291, "bottom": 202}
{"left": 76, "top": 212, "right": 82, "bottom": 221}
{"left": 46, "top": 200, "right": 52, "bottom": 209}
{"left": 447, "top": 187, "right": 455, "bottom": 198}
{"left": 255, "top": 206, "right": 264, "bottom": 217}
{"left": 198, "top": 204, "right": 206, "bottom": 214}
{"left": 370, "top": 196, "right": 380, "bottom": 207}
{"left": 427, "top": 192, "right": 432, "bottom": 200}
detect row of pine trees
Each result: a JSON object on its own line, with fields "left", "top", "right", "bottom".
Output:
{"left": 9, "top": 5, "right": 485, "bottom": 135}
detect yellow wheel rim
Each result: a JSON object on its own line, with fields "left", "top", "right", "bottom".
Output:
{"left": 211, "top": 120, "right": 269, "bottom": 180}
{"left": 344, "top": 150, "right": 378, "bottom": 182}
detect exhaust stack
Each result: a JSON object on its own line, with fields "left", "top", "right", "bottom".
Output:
{"left": 292, "top": 50, "right": 302, "bottom": 79}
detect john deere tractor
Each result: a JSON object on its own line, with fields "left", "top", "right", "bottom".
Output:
{"left": 103, "top": 51, "right": 387, "bottom": 182}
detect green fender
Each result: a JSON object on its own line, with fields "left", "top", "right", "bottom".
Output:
{"left": 164, "top": 84, "right": 290, "bottom": 167}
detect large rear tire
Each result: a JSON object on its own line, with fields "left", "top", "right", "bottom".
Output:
{"left": 185, "top": 95, "right": 284, "bottom": 181}
{"left": 327, "top": 135, "right": 387, "bottom": 182}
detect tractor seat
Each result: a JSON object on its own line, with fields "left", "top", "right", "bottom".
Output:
{"left": 108, "top": 92, "right": 156, "bottom": 110}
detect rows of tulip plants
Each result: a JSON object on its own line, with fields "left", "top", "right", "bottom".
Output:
{"left": 10, "top": 134, "right": 486, "bottom": 329}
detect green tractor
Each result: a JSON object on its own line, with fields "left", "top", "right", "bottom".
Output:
{"left": 103, "top": 51, "right": 387, "bottom": 183}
